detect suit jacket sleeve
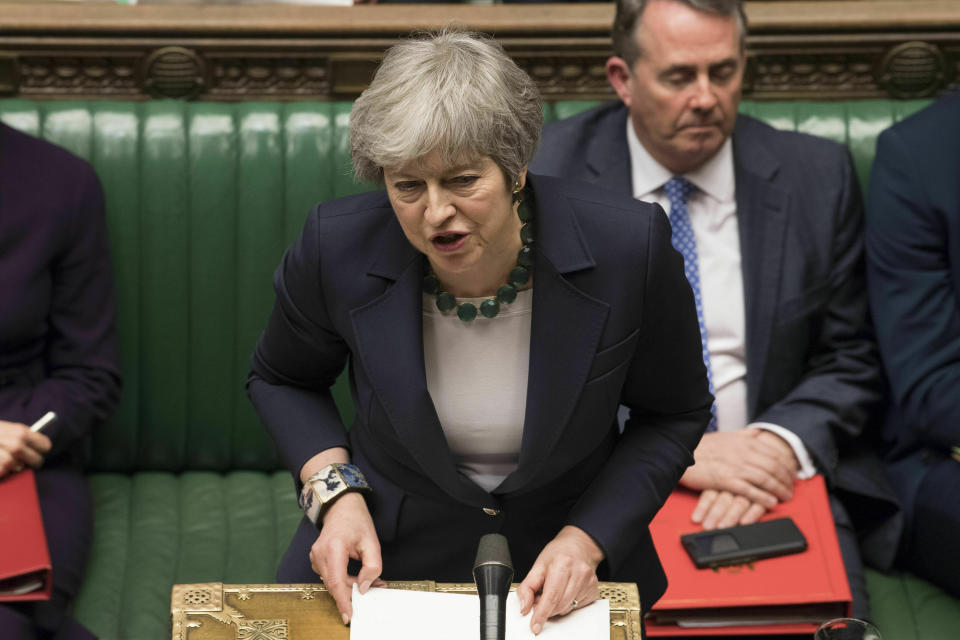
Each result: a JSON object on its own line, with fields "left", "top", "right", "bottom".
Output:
{"left": 566, "top": 207, "right": 713, "bottom": 573}
{"left": 247, "top": 207, "right": 352, "bottom": 483}
{"left": 751, "top": 149, "right": 881, "bottom": 477}
{"left": 1, "top": 162, "right": 120, "bottom": 458}
{"left": 867, "top": 125, "right": 960, "bottom": 452}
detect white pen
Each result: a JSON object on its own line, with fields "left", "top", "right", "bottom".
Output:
{"left": 29, "top": 411, "right": 56, "bottom": 433}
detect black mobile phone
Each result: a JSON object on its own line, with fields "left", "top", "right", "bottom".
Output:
{"left": 681, "top": 517, "right": 807, "bottom": 569}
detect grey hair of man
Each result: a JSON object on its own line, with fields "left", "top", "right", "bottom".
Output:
{"left": 350, "top": 30, "right": 543, "bottom": 188}
{"left": 612, "top": 0, "right": 747, "bottom": 66}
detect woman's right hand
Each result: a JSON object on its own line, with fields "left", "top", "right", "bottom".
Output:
{"left": 0, "top": 420, "right": 52, "bottom": 478}
{"left": 310, "top": 491, "right": 383, "bottom": 624}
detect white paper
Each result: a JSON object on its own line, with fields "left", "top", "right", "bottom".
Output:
{"left": 350, "top": 584, "right": 609, "bottom": 640}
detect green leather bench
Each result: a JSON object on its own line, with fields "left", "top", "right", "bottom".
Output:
{"left": 2, "top": 98, "right": 958, "bottom": 639}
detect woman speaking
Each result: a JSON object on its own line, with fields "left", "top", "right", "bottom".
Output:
{"left": 248, "top": 30, "right": 711, "bottom": 633}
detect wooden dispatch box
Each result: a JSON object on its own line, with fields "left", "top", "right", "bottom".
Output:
{"left": 171, "top": 581, "right": 642, "bottom": 639}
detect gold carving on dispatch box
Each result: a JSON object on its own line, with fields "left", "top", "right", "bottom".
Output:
{"left": 236, "top": 619, "right": 289, "bottom": 640}
{"left": 173, "top": 583, "right": 223, "bottom": 611}
{"left": 171, "top": 581, "right": 642, "bottom": 640}
{"left": 171, "top": 582, "right": 246, "bottom": 640}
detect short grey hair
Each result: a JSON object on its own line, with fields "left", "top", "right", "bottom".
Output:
{"left": 612, "top": 0, "right": 747, "bottom": 66}
{"left": 350, "top": 30, "right": 542, "bottom": 187}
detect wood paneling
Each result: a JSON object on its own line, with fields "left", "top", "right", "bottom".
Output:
{"left": 1, "top": 2, "right": 957, "bottom": 100}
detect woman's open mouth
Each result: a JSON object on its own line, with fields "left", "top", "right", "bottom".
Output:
{"left": 431, "top": 232, "right": 467, "bottom": 252}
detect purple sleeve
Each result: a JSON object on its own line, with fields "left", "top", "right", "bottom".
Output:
{"left": 1, "top": 156, "right": 121, "bottom": 457}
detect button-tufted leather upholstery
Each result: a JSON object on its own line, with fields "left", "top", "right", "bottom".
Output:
{"left": 2, "top": 98, "right": 956, "bottom": 639}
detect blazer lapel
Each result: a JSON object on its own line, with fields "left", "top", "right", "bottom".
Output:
{"left": 350, "top": 214, "right": 490, "bottom": 507}
{"left": 733, "top": 118, "right": 790, "bottom": 418}
{"left": 496, "top": 174, "right": 609, "bottom": 493}
{"left": 584, "top": 104, "right": 634, "bottom": 197}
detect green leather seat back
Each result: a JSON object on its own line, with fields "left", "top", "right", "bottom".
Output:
{"left": 0, "top": 100, "right": 367, "bottom": 473}
{"left": 739, "top": 99, "right": 931, "bottom": 193}
{"left": 0, "top": 97, "right": 933, "bottom": 475}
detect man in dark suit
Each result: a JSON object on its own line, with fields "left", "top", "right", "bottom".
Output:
{"left": 866, "top": 91, "right": 960, "bottom": 597}
{"left": 532, "top": 0, "right": 900, "bottom": 618}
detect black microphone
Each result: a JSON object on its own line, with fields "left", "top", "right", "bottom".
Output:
{"left": 473, "top": 533, "right": 514, "bottom": 640}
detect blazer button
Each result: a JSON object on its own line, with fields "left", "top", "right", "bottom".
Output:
{"left": 482, "top": 507, "right": 500, "bottom": 516}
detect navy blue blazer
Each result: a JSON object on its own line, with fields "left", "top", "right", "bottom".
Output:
{"left": 866, "top": 91, "right": 960, "bottom": 519}
{"left": 248, "top": 172, "right": 713, "bottom": 610}
{"left": 532, "top": 103, "right": 902, "bottom": 569}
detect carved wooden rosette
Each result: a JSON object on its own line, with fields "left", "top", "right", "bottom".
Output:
{"left": 169, "top": 581, "right": 642, "bottom": 640}
{"left": 744, "top": 36, "right": 957, "bottom": 100}
{"left": 1, "top": 2, "right": 958, "bottom": 102}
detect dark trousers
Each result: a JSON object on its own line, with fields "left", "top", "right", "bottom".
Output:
{"left": 832, "top": 494, "right": 871, "bottom": 621}
{"left": 0, "top": 466, "right": 96, "bottom": 640}
{"left": 900, "top": 459, "right": 960, "bottom": 597}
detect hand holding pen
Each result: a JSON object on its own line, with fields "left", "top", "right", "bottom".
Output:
{"left": 0, "top": 412, "right": 55, "bottom": 478}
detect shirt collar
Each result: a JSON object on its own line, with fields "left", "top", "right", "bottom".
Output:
{"left": 626, "top": 119, "right": 735, "bottom": 204}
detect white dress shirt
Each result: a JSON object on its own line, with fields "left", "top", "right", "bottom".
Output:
{"left": 626, "top": 121, "right": 816, "bottom": 478}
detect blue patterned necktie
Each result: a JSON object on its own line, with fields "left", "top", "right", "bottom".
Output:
{"left": 664, "top": 176, "right": 718, "bottom": 432}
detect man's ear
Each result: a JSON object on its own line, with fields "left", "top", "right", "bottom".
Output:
{"left": 605, "top": 56, "right": 635, "bottom": 107}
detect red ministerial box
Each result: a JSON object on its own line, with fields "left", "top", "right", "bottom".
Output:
{"left": 646, "top": 475, "right": 851, "bottom": 636}
{"left": 0, "top": 469, "right": 52, "bottom": 601}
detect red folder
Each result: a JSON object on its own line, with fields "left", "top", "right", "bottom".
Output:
{"left": 646, "top": 476, "right": 851, "bottom": 636}
{"left": 0, "top": 469, "right": 53, "bottom": 601}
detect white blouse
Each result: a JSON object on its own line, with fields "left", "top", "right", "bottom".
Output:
{"left": 422, "top": 288, "right": 533, "bottom": 492}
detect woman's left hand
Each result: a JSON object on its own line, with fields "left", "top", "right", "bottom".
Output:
{"left": 516, "top": 525, "right": 604, "bottom": 635}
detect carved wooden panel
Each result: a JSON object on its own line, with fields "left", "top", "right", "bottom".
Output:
{"left": 1, "top": 2, "right": 958, "bottom": 102}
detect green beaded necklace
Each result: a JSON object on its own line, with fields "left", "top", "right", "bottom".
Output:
{"left": 422, "top": 186, "right": 534, "bottom": 323}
